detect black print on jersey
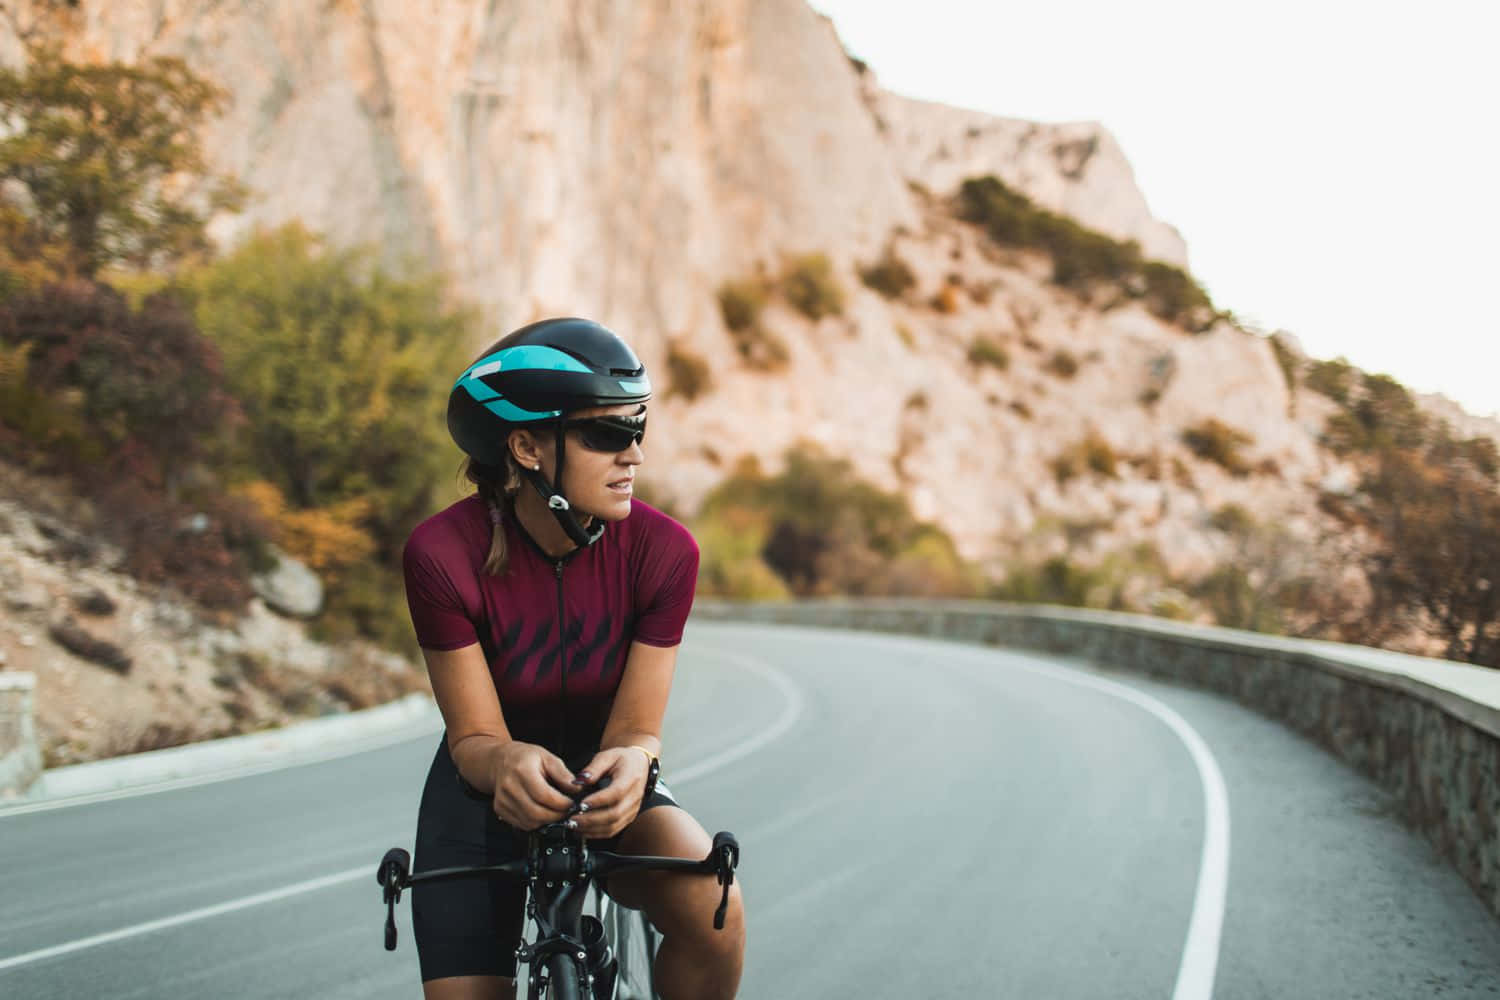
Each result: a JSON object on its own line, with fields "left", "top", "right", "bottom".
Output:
{"left": 501, "top": 616, "right": 627, "bottom": 686}
{"left": 570, "top": 619, "right": 612, "bottom": 678}
{"left": 504, "top": 619, "right": 556, "bottom": 682}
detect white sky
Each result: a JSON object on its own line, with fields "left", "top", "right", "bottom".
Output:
{"left": 808, "top": 0, "right": 1499, "bottom": 419}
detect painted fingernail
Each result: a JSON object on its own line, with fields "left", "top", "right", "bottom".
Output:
{"left": 578, "top": 771, "right": 593, "bottom": 781}
{"left": 577, "top": 802, "right": 590, "bottom": 813}
{"left": 566, "top": 819, "right": 578, "bottom": 830}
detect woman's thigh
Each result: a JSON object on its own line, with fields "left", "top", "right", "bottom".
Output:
{"left": 606, "top": 806, "right": 743, "bottom": 936}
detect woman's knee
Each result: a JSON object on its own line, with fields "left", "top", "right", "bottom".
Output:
{"left": 652, "top": 878, "right": 746, "bottom": 959}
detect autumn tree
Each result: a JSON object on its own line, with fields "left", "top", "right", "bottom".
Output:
{"left": 0, "top": 45, "right": 242, "bottom": 282}
{"left": 1362, "top": 435, "right": 1500, "bottom": 666}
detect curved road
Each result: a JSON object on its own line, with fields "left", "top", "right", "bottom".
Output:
{"left": 2, "top": 622, "right": 1498, "bottom": 998}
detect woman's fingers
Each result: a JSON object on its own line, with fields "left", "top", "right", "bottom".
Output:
{"left": 520, "top": 762, "right": 576, "bottom": 814}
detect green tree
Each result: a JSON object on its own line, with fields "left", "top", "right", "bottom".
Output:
{"left": 180, "top": 224, "right": 476, "bottom": 642}
{"left": 0, "top": 45, "right": 242, "bottom": 280}
{"left": 181, "top": 224, "right": 473, "bottom": 543}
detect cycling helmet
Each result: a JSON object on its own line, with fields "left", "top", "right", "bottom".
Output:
{"left": 448, "top": 317, "right": 651, "bottom": 547}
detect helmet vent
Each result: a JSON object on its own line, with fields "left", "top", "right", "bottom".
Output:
{"left": 610, "top": 367, "right": 643, "bottom": 377}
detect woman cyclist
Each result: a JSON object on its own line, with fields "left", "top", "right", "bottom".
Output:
{"left": 401, "top": 318, "right": 745, "bottom": 999}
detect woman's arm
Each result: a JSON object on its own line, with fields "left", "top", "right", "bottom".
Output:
{"left": 573, "top": 640, "right": 681, "bottom": 837}
{"left": 422, "top": 643, "right": 577, "bottom": 828}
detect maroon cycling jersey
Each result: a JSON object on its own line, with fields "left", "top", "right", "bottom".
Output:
{"left": 402, "top": 494, "right": 699, "bottom": 761}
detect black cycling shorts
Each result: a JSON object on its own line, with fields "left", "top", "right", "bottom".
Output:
{"left": 412, "top": 738, "right": 679, "bottom": 982}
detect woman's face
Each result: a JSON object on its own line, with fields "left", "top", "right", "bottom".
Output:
{"left": 513, "top": 403, "right": 645, "bottom": 522}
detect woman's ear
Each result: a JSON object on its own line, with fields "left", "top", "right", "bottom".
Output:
{"left": 508, "top": 428, "right": 544, "bottom": 471}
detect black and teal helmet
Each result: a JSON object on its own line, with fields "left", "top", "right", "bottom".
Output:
{"left": 448, "top": 317, "right": 652, "bottom": 546}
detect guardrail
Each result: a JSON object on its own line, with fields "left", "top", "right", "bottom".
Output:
{"left": 692, "top": 598, "right": 1500, "bottom": 919}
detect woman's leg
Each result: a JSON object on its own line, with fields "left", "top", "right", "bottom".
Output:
{"left": 609, "top": 806, "right": 746, "bottom": 1000}
{"left": 422, "top": 975, "right": 515, "bottom": 1000}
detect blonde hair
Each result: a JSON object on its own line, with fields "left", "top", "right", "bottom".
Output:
{"left": 461, "top": 452, "right": 525, "bottom": 576}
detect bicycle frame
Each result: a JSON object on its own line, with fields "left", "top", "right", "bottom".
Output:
{"left": 378, "top": 822, "right": 739, "bottom": 999}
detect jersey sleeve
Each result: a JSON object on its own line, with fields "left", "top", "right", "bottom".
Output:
{"left": 402, "top": 526, "right": 480, "bottom": 651}
{"left": 632, "top": 517, "right": 701, "bottom": 648}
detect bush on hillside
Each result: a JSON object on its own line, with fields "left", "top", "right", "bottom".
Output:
{"left": 1043, "top": 349, "right": 1079, "bottom": 379}
{"left": 966, "top": 335, "right": 1010, "bottom": 370}
{"left": 1304, "top": 357, "right": 1356, "bottom": 403}
{"left": 664, "top": 341, "right": 713, "bottom": 401}
{"left": 859, "top": 250, "right": 916, "bottom": 299}
{"left": 780, "top": 253, "right": 844, "bottom": 320}
{"left": 957, "top": 175, "right": 1216, "bottom": 330}
{"left": 716, "top": 279, "right": 766, "bottom": 333}
{"left": 695, "top": 444, "right": 976, "bottom": 598}
{"left": 1181, "top": 419, "right": 1255, "bottom": 476}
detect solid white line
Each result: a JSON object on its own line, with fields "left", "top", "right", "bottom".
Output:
{"left": 949, "top": 641, "right": 1231, "bottom": 1000}
{"left": 0, "top": 649, "right": 804, "bottom": 974}
{"left": 669, "top": 647, "right": 805, "bottom": 785}
{"left": 762, "top": 624, "right": 1230, "bottom": 1000}
{"left": 0, "top": 865, "right": 371, "bottom": 973}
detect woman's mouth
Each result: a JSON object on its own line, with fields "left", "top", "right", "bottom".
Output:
{"left": 607, "top": 478, "right": 633, "bottom": 495}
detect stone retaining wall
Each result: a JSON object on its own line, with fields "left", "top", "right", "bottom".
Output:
{"left": 0, "top": 672, "right": 41, "bottom": 798}
{"left": 693, "top": 599, "right": 1500, "bottom": 919}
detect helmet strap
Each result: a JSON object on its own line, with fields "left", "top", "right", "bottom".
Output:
{"left": 518, "top": 423, "right": 604, "bottom": 549}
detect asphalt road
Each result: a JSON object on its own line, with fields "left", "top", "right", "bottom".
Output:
{"left": 3, "top": 622, "right": 1499, "bottom": 998}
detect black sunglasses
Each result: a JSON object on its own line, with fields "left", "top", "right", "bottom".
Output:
{"left": 562, "top": 413, "right": 647, "bottom": 452}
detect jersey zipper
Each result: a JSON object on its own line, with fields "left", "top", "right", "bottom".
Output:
{"left": 554, "top": 558, "right": 568, "bottom": 758}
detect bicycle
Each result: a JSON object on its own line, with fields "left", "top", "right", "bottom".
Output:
{"left": 376, "top": 780, "right": 741, "bottom": 1000}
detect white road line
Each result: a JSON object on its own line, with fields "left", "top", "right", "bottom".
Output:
{"left": 0, "top": 866, "right": 370, "bottom": 973}
{"left": 669, "top": 647, "right": 805, "bottom": 785}
{"left": 756, "top": 625, "right": 1230, "bottom": 1000}
{"left": 0, "top": 649, "right": 803, "bottom": 974}
{"left": 945, "top": 641, "right": 1231, "bottom": 1000}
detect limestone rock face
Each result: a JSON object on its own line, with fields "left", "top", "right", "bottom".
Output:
{"left": 0, "top": 0, "right": 914, "bottom": 350}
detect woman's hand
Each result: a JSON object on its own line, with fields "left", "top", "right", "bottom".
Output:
{"left": 571, "top": 746, "right": 651, "bottom": 839}
{"left": 487, "top": 741, "right": 578, "bottom": 830}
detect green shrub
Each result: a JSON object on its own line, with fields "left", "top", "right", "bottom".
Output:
{"left": 859, "top": 251, "right": 916, "bottom": 299}
{"left": 1043, "top": 349, "right": 1079, "bottom": 378}
{"left": 1304, "top": 357, "right": 1355, "bottom": 403}
{"left": 664, "top": 342, "right": 713, "bottom": 401}
{"left": 695, "top": 443, "right": 976, "bottom": 598}
{"left": 966, "top": 336, "right": 1010, "bottom": 370}
{"left": 1051, "top": 432, "right": 1118, "bottom": 484}
{"left": 716, "top": 279, "right": 766, "bottom": 333}
{"left": 1181, "top": 419, "right": 1255, "bottom": 476}
{"left": 1209, "top": 503, "right": 1255, "bottom": 535}
{"left": 957, "top": 175, "right": 1218, "bottom": 332}
{"left": 780, "top": 253, "right": 844, "bottom": 320}
{"left": 1139, "top": 260, "right": 1215, "bottom": 330}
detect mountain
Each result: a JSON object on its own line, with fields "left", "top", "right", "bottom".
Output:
{"left": 1, "top": 0, "right": 1490, "bottom": 609}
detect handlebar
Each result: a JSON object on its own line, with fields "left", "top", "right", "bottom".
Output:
{"left": 376, "top": 828, "right": 741, "bottom": 949}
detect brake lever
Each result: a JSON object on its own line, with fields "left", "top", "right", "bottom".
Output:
{"left": 708, "top": 832, "right": 740, "bottom": 930}
{"left": 377, "top": 848, "right": 410, "bottom": 950}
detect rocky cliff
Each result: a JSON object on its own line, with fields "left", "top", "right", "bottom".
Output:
{"left": 0, "top": 0, "right": 1480, "bottom": 595}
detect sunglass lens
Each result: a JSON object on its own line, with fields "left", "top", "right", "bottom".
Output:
{"left": 576, "top": 417, "right": 646, "bottom": 451}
